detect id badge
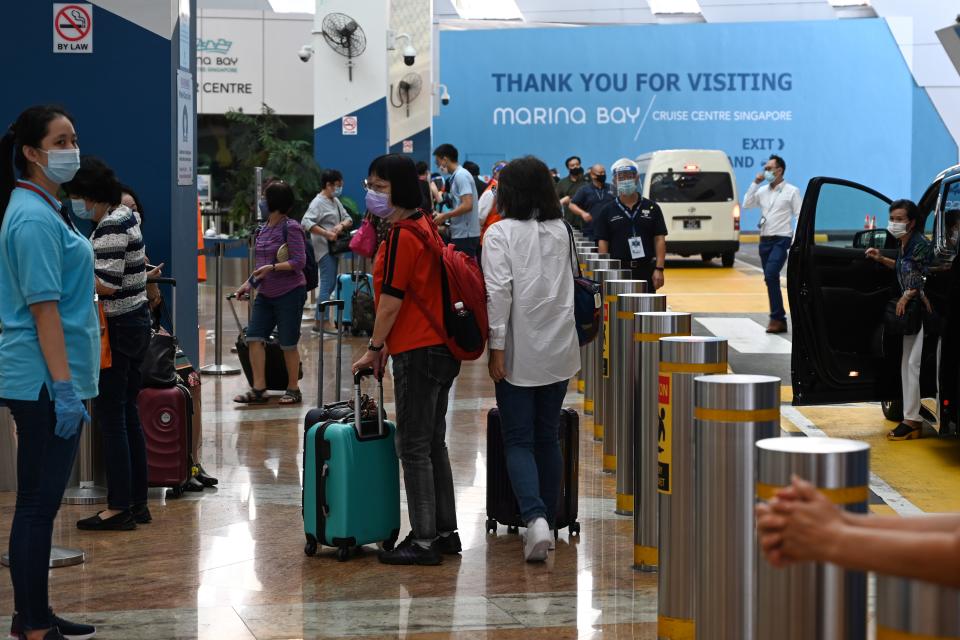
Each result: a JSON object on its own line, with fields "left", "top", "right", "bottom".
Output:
{"left": 628, "top": 236, "right": 645, "bottom": 260}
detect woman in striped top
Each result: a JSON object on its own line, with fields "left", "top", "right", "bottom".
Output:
{"left": 64, "top": 157, "right": 154, "bottom": 532}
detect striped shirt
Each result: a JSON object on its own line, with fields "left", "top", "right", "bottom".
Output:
{"left": 91, "top": 204, "right": 147, "bottom": 317}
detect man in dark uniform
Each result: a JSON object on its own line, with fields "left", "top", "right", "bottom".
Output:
{"left": 556, "top": 155, "right": 586, "bottom": 228}
{"left": 568, "top": 163, "right": 613, "bottom": 241}
{"left": 594, "top": 158, "right": 667, "bottom": 290}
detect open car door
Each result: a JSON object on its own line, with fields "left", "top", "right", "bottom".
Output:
{"left": 788, "top": 178, "right": 899, "bottom": 405}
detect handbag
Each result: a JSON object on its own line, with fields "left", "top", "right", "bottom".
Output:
{"left": 97, "top": 302, "right": 112, "bottom": 370}
{"left": 328, "top": 232, "right": 352, "bottom": 256}
{"left": 884, "top": 297, "right": 922, "bottom": 336}
{"left": 141, "top": 328, "right": 178, "bottom": 388}
{"left": 565, "top": 222, "right": 602, "bottom": 346}
{"left": 349, "top": 215, "right": 378, "bottom": 258}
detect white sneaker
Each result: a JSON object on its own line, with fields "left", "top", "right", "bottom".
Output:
{"left": 523, "top": 517, "right": 551, "bottom": 562}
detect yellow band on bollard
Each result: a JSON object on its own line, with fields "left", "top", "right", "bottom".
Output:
{"left": 605, "top": 294, "right": 617, "bottom": 303}
{"left": 603, "top": 454, "right": 616, "bottom": 472}
{"left": 634, "top": 544, "right": 658, "bottom": 567}
{"left": 694, "top": 407, "right": 780, "bottom": 423}
{"left": 616, "top": 493, "right": 633, "bottom": 513}
{"left": 756, "top": 483, "right": 869, "bottom": 505}
{"left": 659, "top": 362, "right": 728, "bottom": 374}
{"left": 577, "top": 379, "right": 585, "bottom": 393}
{"left": 585, "top": 399, "right": 594, "bottom": 412}
{"left": 635, "top": 332, "right": 687, "bottom": 342}
{"left": 876, "top": 626, "right": 958, "bottom": 640}
{"left": 594, "top": 424, "right": 603, "bottom": 439}
{"left": 584, "top": 270, "right": 593, "bottom": 277}
{"left": 658, "top": 616, "right": 695, "bottom": 640}
{"left": 616, "top": 311, "right": 635, "bottom": 320}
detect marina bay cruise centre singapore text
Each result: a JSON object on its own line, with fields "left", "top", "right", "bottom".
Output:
{"left": 488, "top": 71, "right": 796, "bottom": 126}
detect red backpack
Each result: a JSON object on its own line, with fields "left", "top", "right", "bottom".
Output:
{"left": 394, "top": 217, "right": 488, "bottom": 361}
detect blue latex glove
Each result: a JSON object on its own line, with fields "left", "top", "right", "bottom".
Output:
{"left": 52, "top": 380, "right": 90, "bottom": 440}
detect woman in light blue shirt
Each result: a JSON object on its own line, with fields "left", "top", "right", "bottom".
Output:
{"left": 0, "top": 106, "right": 98, "bottom": 640}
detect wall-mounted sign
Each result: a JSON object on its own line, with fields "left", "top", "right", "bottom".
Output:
{"left": 179, "top": 0, "right": 191, "bottom": 70}
{"left": 177, "top": 70, "right": 195, "bottom": 186}
{"left": 342, "top": 116, "right": 358, "bottom": 136}
{"left": 402, "top": 139, "right": 413, "bottom": 153}
{"left": 53, "top": 3, "right": 93, "bottom": 53}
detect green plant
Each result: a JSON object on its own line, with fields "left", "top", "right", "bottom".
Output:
{"left": 224, "top": 104, "right": 322, "bottom": 233}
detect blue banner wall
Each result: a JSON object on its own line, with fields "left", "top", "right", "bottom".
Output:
{"left": 435, "top": 19, "right": 957, "bottom": 230}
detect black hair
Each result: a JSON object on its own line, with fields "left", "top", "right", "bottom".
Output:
{"left": 320, "top": 169, "right": 343, "bottom": 189}
{"left": 463, "top": 161, "right": 480, "bottom": 177}
{"left": 0, "top": 105, "right": 76, "bottom": 218}
{"left": 368, "top": 154, "right": 421, "bottom": 210}
{"left": 64, "top": 156, "right": 122, "bottom": 206}
{"left": 433, "top": 143, "right": 458, "bottom": 163}
{"left": 120, "top": 183, "right": 145, "bottom": 224}
{"left": 769, "top": 154, "right": 786, "bottom": 173}
{"left": 496, "top": 156, "right": 562, "bottom": 222}
{"left": 565, "top": 155, "right": 581, "bottom": 169}
{"left": 265, "top": 180, "right": 295, "bottom": 214}
{"left": 889, "top": 198, "right": 919, "bottom": 223}
{"left": 415, "top": 161, "right": 430, "bottom": 176}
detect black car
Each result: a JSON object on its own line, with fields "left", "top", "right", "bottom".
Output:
{"left": 788, "top": 165, "right": 960, "bottom": 435}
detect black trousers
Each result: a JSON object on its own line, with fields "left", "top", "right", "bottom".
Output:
{"left": 626, "top": 259, "right": 655, "bottom": 289}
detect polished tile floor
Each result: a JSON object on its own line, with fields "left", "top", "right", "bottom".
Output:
{"left": 0, "top": 258, "right": 954, "bottom": 639}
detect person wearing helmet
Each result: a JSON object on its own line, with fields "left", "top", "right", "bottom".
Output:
{"left": 594, "top": 158, "right": 667, "bottom": 290}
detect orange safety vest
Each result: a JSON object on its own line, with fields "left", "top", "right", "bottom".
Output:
{"left": 480, "top": 179, "right": 502, "bottom": 243}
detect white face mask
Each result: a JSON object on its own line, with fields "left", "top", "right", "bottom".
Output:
{"left": 887, "top": 221, "right": 908, "bottom": 238}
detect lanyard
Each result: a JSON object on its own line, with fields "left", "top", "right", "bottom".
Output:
{"left": 616, "top": 198, "right": 642, "bottom": 235}
{"left": 16, "top": 180, "right": 74, "bottom": 229}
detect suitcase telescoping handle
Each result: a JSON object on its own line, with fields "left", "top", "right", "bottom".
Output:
{"left": 353, "top": 367, "right": 386, "bottom": 439}
{"left": 225, "top": 293, "right": 244, "bottom": 334}
{"left": 148, "top": 277, "right": 177, "bottom": 334}
{"left": 317, "top": 299, "right": 345, "bottom": 405}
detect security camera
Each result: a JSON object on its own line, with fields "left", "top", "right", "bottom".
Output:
{"left": 403, "top": 44, "right": 416, "bottom": 66}
{"left": 389, "top": 32, "right": 417, "bottom": 66}
{"left": 439, "top": 84, "right": 451, "bottom": 106}
{"left": 298, "top": 45, "right": 313, "bottom": 62}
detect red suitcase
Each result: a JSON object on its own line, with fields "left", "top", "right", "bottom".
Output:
{"left": 139, "top": 383, "right": 193, "bottom": 497}
{"left": 485, "top": 407, "right": 581, "bottom": 537}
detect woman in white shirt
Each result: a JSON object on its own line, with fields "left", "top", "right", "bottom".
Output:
{"left": 482, "top": 156, "right": 581, "bottom": 563}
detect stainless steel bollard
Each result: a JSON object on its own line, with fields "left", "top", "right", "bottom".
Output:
{"left": 63, "top": 401, "right": 106, "bottom": 505}
{"left": 695, "top": 374, "right": 780, "bottom": 640}
{"left": 613, "top": 293, "right": 665, "bottom": 513}
{"left": 634, "top": 312, "right": 691, "bottom": 569}
{"left": 575, "top": 245, "right": 599, "bottom": 394}
{"left": 755, "top": 437, "right": 869, "bottom": 640}
{"left": 582, "top": 258, "right": 620, "bottom": 420}
{"left": 201, "top": 240, "right": 241, "bottom": 375}
{"left": 593, "top": 268, "right": 631, "bottom": 449}
{"left": 877, "top": 576, "right": 960, "bottom": 638}
{"left": 657, "top": 337, "right": 728, "bottom": 639}
{"left": 602, "top": 280, "right": 647, "bottom": 478}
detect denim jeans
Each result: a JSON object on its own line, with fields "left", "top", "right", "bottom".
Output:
{"left": 451, "top": 236, "right": 479, "bottom": 259}
{"left": 758, "top": 236, "right": 792, "bottom": 322}
{"left": 315, "top": 253, "right": 339, "bottom": 322}
{"left": 247, "top": 285, "right": 307, "bottom": 349}
{"left": 494, "top": 379, "right": 567, "bottom": 525}
{"left": 4, "top": 386, "right": 81, "bottom": 632}
{"left": 99, "top": 304, "right": 152, "bottom": 511}
{"left": 391, "top": 345, "right": 461, "bottom": 541}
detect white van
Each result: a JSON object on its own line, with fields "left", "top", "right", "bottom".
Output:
{"left": 634, "top": 150, "right": 740, "bottom": 267}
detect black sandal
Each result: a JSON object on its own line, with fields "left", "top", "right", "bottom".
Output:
{"left": 234, "top": 388, "right": 268, "bottom": 404}
{"left": 887, "top": 422, "right": 922, "bottom": 441}
{"left": 279, "top": 389, "right": 302, "bottom": 405}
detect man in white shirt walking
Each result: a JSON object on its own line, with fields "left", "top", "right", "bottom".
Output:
{"left": 743, "top": 154, "right": 802, "bottom": 334}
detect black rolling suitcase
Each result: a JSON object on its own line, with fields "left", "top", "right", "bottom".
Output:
{"left": 227, "top": 293, "right": 303, "bottom": 391}
{"left": 485, "top": 407, "right": 581, "bottom": 536}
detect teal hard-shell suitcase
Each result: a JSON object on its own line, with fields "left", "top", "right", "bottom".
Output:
{"left": 302, "top": 368, "right": 400, "bottom": 561}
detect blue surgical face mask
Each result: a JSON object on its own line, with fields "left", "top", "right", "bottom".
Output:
{"left": 365, "top": 189, "right": 394, "bottom": 219}
{"left": 70, "top": 198, "right": 94, "bottom": 220}
{"left": 616, "top": 180, "right": 638, "bottom": 196}
{"left": 333, "top": 186, "right": 343, "bottom": 198}
{"left": 37, "top": 148, "right": 80, "bottom": 184}
{"left": 763, "top": 170, "right": 775, "bottom": 183}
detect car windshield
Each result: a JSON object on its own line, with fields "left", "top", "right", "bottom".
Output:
{"left": 649, "top": 171, "right": 734, "bottom": 203}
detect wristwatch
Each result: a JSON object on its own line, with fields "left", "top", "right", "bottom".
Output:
{"left": 654, "top": 266, "right": 665, "bottom": 272}
{"left": 367, "top": 340, "right": 384, "bottom": 352}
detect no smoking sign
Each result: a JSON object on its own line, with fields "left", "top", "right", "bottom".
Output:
{"left": 53, "top": 3, "right": 93, "bottom": 54}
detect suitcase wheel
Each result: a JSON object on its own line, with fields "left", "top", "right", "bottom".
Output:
{"left": 569, "top": 522, "right": 581, "bottom": 536}
{"left": 166, "top": 486, "right": 184, "bottom": 499}
{"left": 336, "top": 546, "right": 350, "bottom": 562}
{"left": 485, "top": 518, "right": 497, "bottom": 534}
{"left": 507, "top": 525, "right": 520, "bottom": 535}
{"left": 304, "top": 536, "right": 318, "bottom": 557}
